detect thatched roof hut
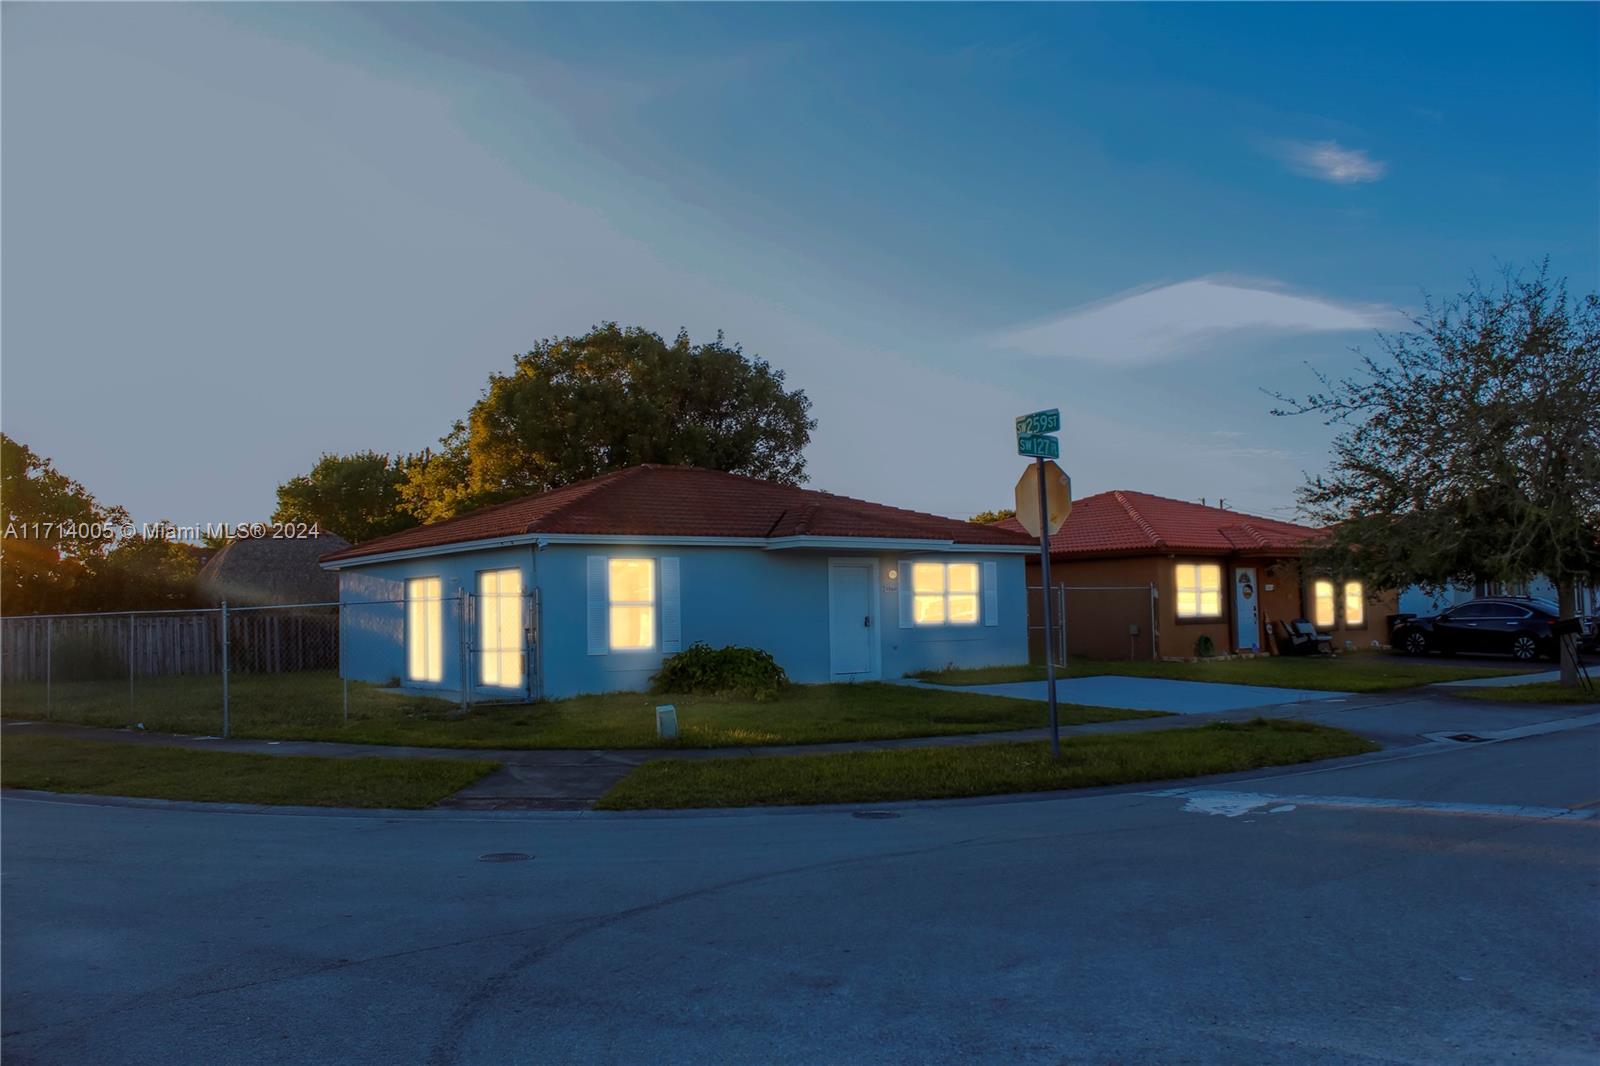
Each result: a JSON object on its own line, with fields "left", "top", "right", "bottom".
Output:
{"left": 195, "top": 533, "right": 350, "bottom": 607}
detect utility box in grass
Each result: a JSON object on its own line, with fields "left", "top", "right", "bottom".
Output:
{"left": 656, "top": 704, "right": 678, "bottom": 740}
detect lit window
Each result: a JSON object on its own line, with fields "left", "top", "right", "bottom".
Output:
{"left": 912, "top": 562, "right": 980, "bottom": 626}
{"left": 609, "top": 559, "right": 656, "bottom": 650}
{"left": 406, "top": 577, "right": 443, "bottom": 682}
{"left": 1312, "top": 579, "right": 1336, "bottom": 629}
{"left": 1175, "top": 563, "right": 1223, "bottom": 619}
{"left": 1343, "top": 581, "right": 1365, "bottom": 627}
{"left": 478, "top": 569, "right": 524, "bottom": 687}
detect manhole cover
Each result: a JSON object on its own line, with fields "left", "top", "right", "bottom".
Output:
{"left": 851, "top": 810, "right": 901, "bottom": 820}
{"left": 478, "top": 852, "right": 534, "bottom": 863}
{"left": 1445, "top": 733, "right": 1488, "bottom": 743}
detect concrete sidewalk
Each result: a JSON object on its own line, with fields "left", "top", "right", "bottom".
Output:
{"left": 896, "top": 674, "right": 1351, "bottom": 713}
{"left": 1433, "top": 668, "right": 1562, "bottom": 687}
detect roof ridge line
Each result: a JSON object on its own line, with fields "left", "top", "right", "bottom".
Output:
{"left": 1112, "top": 490, "right": 1167, "bottom": 550}
{"left": 1115, "top": 488, "right": 1317, "bottom": 533}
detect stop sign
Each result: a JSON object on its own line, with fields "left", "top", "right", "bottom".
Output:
{"left": 1014, "top": 461, "right": 1072, "bottom": 538}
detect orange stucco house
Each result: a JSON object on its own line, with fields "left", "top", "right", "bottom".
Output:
{"left": 999, "top": 491, "right": 1397, "bottom": 661}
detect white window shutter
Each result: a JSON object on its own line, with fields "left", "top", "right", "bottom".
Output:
{"left": 898, "top": 559, "right": 914, "bottom": 628}
{"left": 586, "top": 556, "right": 608, "bottom": 655}
{"left": 660, "top": 557, "right": 682, "bottom": 653}
{"left": 983, "top": 561, "right": 999, "bottom": 627}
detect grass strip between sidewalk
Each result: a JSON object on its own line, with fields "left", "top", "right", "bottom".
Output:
{"left": 596, "top": 719, "right": 1378, "bottom": 810}
{"left": 1, "top": 735, "right": 495, "bottom": 809}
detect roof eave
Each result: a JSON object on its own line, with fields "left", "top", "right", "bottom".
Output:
{"left": 323, "top": 530, "right": 1036, "bottom": 569}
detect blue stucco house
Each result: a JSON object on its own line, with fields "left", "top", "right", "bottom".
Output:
{"left": 321, "top": 465, "right": 1035, "bottom": 701}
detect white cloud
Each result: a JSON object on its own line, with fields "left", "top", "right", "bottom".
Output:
{"left": 992, "top": 277, "right": 1405, "bottom": 365}
{"left": 1275, "top": 139, "right": 1388, "bottom": 184}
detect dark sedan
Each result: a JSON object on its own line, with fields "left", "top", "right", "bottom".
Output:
{"left": 1391, "top": 597, "right": 1594, "bottom": 662}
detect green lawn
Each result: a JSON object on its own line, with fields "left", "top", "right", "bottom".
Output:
{"left": 0, "top": 734, "right": 493, "bottom": 808}
{"left": 596, "top": 718, "right": 1379, "bottom": 809}
{"left": 1454, "top": 682, "right": 1600, "bottom": 704}
{"left": 910, "top": 654, "right": 1530, "bottom": 693}
{"left": 0, "top": 672, "right": 1164, "bottom": 750}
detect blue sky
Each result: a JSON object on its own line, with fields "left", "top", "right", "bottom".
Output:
{"left": 4, "top": 3, "right": 1596, "bottom": 529}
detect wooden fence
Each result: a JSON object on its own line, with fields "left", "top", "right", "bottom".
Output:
{"left": 0, "top": 609, "right": 339, "bottom": 683}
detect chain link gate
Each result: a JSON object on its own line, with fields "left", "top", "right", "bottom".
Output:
{"left": 1029, "top": 583, "right": 1160, "bottom": 664}
{"left": 461, "top": 586, "right": 541, "bottom": 707}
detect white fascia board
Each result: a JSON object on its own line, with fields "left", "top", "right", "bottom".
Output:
{"left": 321, "top": 532, "right": 769, "bottom": 570}
{"left": 320, "top": 534, "right": 543, "bottom": 570}
{"left": 323, "top": 531, "right": 1032, "bottom": 570}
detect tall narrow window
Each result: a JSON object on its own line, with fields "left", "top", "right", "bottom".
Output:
{"left": 1343, "top": 581, "right": 1365, "bottom": 627}
{"left": 406, "top": 577, "right": 443, "bottom": 682}
{"left": 1175, "top": 563, "right": 1223, "bottom": 619}
{"left": 1312, "top": 579, "right": 1336, "bottom": 629}
{"left": 911, "top": 562, "right": 981, "bottom": 626}
{"left": 478, "top": 569, "right": 524, "bottom": 687}
{"left": 609, "top": 559, "right": 656, "bottom": 650}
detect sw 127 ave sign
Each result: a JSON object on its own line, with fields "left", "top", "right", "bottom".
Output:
{"left": 1016, "top": 432, "right": 1060, "bottom": 459}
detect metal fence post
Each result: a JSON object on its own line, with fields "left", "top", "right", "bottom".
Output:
{"left": 45, "top": 616, "right": 53, "bottom": 720}
{"left": 338, "top": 599, "right": 349, "bottom": 725}
{"left": 220, "top": 601, "right": 231, "bottom": 738}
{"left": 127, "top": 613, "right": 136, "bottom": 721}
{"left": 458, "top": 587, "right": 469, "bottom": 715}
{"left": 1057, "top": 583, "right": 1068, "bottom": 672}
{"left": 1149, "top": 583, "right": 1158, "bottom": 660}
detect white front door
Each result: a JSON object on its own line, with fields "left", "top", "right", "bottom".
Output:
{"left": 828, "top": 559, "right": 877, "bottom": 680}
{"left": 1234, "top": 567, "right": 1260, "bottom": 652}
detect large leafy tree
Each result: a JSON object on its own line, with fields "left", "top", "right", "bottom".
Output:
{"left": 1273, "top": 262, "right": 1599, "bottom": 685}
{"left": 400, "top": 324, "right": 815, "bottom": 522}
{"left": 1, "top": 434, "right": 128, "bottom": 614}
{"left": 969, "top": 509, "right": 1017, "bottom": 525}
{"left": 87, "top": 529, "right": 202, "bottom": 611}
{"left": 274, "top": 451, "right": 418, "bottom": 543}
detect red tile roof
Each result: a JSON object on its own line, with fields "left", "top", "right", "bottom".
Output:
{"left": 323, "top": 465, "right": 1035, "bottom": 563}
{"left": 997, "top": 490, "right": 1323, "bottom": 560}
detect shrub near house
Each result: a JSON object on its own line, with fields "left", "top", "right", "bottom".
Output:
{"left": 654, "top": 643, "right": 789, "bottom": 702}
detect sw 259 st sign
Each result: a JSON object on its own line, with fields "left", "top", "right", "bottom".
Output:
{"left": 1014, "top": 408, "right": 1061, "bottom": 436}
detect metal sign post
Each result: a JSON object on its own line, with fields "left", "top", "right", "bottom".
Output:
{"left": 1013, "top": 409, "right": 1071, "bottom": 759}
{"left": 1034, "top": 455, "right": 1060, "bottom": 758}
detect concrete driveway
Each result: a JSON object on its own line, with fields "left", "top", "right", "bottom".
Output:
{"left": 900, "top": 675, "right": 1350, "bottom": 713}
{"left": 3, "top": 720, "right": 1596, "bottom": 1066}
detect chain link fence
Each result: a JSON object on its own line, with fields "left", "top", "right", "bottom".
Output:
{"left": 0, "top": 593, "right": 539, "bottom": 738}
{"left": 1028, "top": 583, "right": 1159, "bottom": 665}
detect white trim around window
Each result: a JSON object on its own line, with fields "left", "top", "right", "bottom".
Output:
{"left": 909, "top": 561, "right": 981, "bottom": 626}
{"left": 1175, "top": 563, "right": 1223, "bottom": 620}
{"left": 607, "top": 558, "right": 657, "bottom": 652}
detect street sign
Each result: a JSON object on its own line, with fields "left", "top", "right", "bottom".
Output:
{"left": 1015, "top": 408, "right": 1061, "bottom": 436}
{"left": 1014, "top": 461, "right": 1072, "bottom": 538}
{"left": 1016, "top": 433, "right": 1060, "bottom": 459}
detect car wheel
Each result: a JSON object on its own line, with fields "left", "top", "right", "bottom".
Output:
{"left": 1511, "top": 635, "right": 1538, "bottom": 661}
{"left": 1403, "top": 632, "right": 1429, "bottom": 656}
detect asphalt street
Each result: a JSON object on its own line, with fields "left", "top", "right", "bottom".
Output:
{"left": 3, "top": 722, "right": 1598, "bottom": 1066}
